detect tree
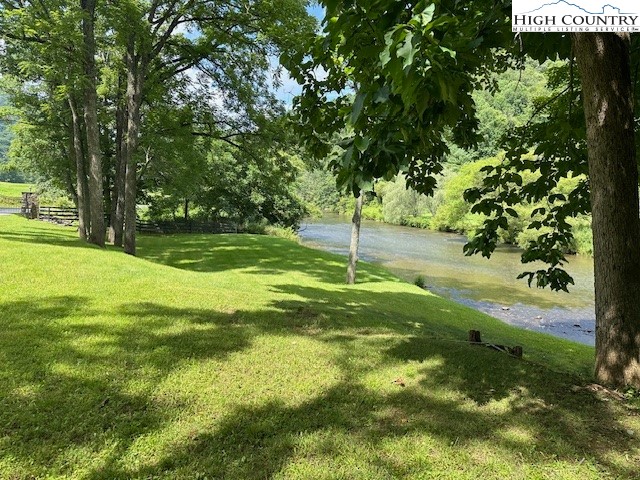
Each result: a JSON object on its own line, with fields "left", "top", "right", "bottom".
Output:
{"left": 465, "top": 32, "right": 640, "bottom": 387}
{"left": 0, "top": 0, "right": 103, "bottom": 243}
{"left": 1, "top": 0, "right": 315, "bottom": 252}
{"left": 346, "top": 192, "right": 363, "bottom": 284}
{"left": 287, "top": 0, "right": 511, "bottom": 285}
{"left": 572, "top": 33, "right": 640, "bottom": 386}
{"left": 0, "top": 93, "right": 23, "bottom": 182}
{"left": 287, "top": 0, "right": 511, "bottom": 196}
{"left": 67, "top": 93, "right": 90, "bottom": 239}
{"left": 295, "top": 168, "right": 342, "bottom": 212}
{"left": 107, "top": 0, "right": 315, "bottom": 254}
{"left": 292, "top": 2, "right": 640, "bottom": 387}
{"left": 80, "top": 0, "right": 105, "bottom": 247}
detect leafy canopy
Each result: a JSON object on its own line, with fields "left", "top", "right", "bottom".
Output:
{"left": 285, "top": 0, "right": 512, "bottom": 196}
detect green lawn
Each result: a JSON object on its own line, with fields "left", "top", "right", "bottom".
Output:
{"left": 0, "top": 181, "right": 33, "bottom": 198}
{"left": 0, "top": 181, "right": 33, "bottom": 206}
{"left": 0, "top": 215, "right": 638, "bottom": 479}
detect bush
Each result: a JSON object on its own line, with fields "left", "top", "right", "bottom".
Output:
{"left": 335, "top": 195, "right": 356, "bottom": 215}
{"left": 432, "top": 158, "right": 498, "bottom": 233}
{"left": 296, "top": 168, "right": 341, "bottom": 212}
{"left": 381, "top": 175, "right": 433, "bottom": 225}
{"left": 402, "top": 214, "right": 432, "bottom": 229}
{"left": 361, "top": 202, "right": 383, "bottom": 221}
{"left": 264, "top": 225, "right": 300, "bottom": 242}
{"left": 569, "top": 216, "right": 593, "bottom": 256}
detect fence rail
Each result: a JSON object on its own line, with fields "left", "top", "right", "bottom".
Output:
{"left": 33, "top": 205, "right": 238, "bottom": 234}
{"left": 38, "top": 206, "right": 79, "bottom": 224}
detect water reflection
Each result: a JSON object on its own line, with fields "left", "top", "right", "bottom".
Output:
{"left": 299, "top": 215, "right": 596, "bottom": 346}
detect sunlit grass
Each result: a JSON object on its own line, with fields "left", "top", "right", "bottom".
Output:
{"left": 0, "top": 181, "right": 33, "bottom": 205}
{"left": 0, "top": 181, "right": 33, "bottom": 198}
{"left": 0, "top": 215, "right": 638, "bottom": 479}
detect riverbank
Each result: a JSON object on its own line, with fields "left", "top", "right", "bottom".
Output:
{"left": 1, "top": 215, "right": 637, "bottom": 479}
{"left": 299, "top": 214, "right": 596, "bottom": 345}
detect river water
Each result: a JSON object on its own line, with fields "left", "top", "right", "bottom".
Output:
{"left": 298, "top": 214, "right": 596, "bottom": 345}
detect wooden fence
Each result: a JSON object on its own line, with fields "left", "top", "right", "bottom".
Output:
{"left": 38, "top": 206, "right": 79, "bottom": 225}
{"left": 36, "top": 205, "right": 238, "bottom": 234}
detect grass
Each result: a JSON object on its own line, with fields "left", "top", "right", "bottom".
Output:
{"left": 0, "top": 214, "right": 638, "bottom": 479}
{"left": 0, "top": 181, "right": 33, "bottom": 198}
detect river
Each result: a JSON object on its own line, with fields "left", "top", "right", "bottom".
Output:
{"left": 298, "top": 214, "right": 596, "bottom": 346}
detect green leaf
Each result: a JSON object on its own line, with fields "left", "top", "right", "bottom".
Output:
{"left": 350, "top": 92, "right": 366, "bottom": 125}
{"left": 341, "top": 145, "right": 355, "bottom": 166}
{"left": 397, "top": 31, "right": 416, "bottom": 69}
{"left": 440, "top": 46, "right": 456, "bottom": 59}
{"left": 417, "top": 3, "right": 436, "bottom": 27}
{"left": 358, "top": 178, "right": 375, "bottom": 192}
{"left": 505, "top": 207, "right": 518, "bottom": 218}
{"left": 354, "top": 136, "right": 370, "bottom": 153}
{"left": 380, "top": 30, "right": 396, "bottom": 67}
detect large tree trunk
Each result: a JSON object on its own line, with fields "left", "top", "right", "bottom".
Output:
{"left": 68, "top": 95, "right": 90, "bottom": 240}
{"left": 123, "top": 34, "right": 144, "bottom": 255}
{"left": 81, "top": 0, "right": 105, "bottom": 247}
{"left": 573, "top": 33, "right": 640, "bottom": 388}
{"left": 346, "top": 193, "right": 364, "bottom": 284}
{"left": 109, "top": 99, "right": 127, "bottom": 246}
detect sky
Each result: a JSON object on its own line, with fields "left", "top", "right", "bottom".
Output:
{"left": 271, "top": 4, "right": 325, "bottom": 105}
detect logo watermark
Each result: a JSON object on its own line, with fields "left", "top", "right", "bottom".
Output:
{"left": 512, "top": 0, "right": 639, "bottom": 32}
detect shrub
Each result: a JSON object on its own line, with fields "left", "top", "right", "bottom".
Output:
{"left": 264, "top": 225, "right": 300, "bottom": 242}
{"left": 569, "top": 216, "right": 593, "bottom": 256}
{"left": 381, "top": 175, "right": 433, "bottom": 225}
{"left": 402, "top": 214, "right": 432, "bottom": 229}
{"left": 432, "top": 158, "right": 498, "bottom": 232}
{"left": 361, "top": 202, "right": 383, "bottom": 221}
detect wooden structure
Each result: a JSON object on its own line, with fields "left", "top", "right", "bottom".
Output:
{"left": 39, "top": 206, "right": 79, "bottom": 225}
{"left": 468, "top": 329, "right": 523, "bottom": 358}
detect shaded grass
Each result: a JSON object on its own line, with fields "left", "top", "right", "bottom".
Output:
{"left": 0, "top": 215, "right": 638, "bottom": 479}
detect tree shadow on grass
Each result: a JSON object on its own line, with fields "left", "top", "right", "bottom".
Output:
{"left": 266, "top": 283, "right": 594, "bottom": 373}
{"left": 0, "top": 297, "right": 253, "bottom": 478}
{"left": 136, "top": 234, "right": 397, "bottom": 284}
{"left": 2, "top": 291, "right": 638, "bottom": 478}
{"left": 87, "top": 367, "right": 639, "bottom": 479}
{"left": 0, "top": 221, "right": 95, "bottom": 250}
{"left": 90, "top": 294, "right": 638, "bottom": 478}
{"left": 1, "top": 221, "right": 395, "bottom": 283}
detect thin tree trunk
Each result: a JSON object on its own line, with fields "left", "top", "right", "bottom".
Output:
{"left": 81, "top": 0, "right": 105, "bottom": 247}
{"left": 184, "top": 199, "right": 189, "bottom": 221}
{"left": 123, "top": 34, "right": 144, "bottom": 255}
{"left": 573, "top": 32, "right": 640, "bottom": 388}
{"left": 109, "top": 99, "right": 127, "bottom": 246}
{"left": 346, "top": 193, "right": 364, "bottom": 284}
{"left": 68, "top": 95, "right": 90, "bottom": 240}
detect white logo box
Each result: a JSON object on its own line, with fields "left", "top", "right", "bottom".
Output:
{"left": 512, "top": 0, "right": 640, "bottom": 32}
